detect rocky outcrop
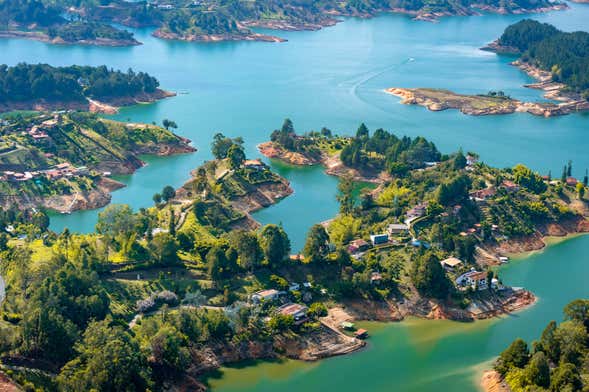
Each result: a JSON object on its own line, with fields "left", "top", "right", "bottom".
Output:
{"left": 385, "top": 86, "right": 589, "bottom": 117}
{"left": 0, "top": 177, "right": 125, "bottom": 214}
{"left": 229, "top": 179, "right": 294, "bottom": 214}
{"left": 257, "top": 142, "right": 321, "bottom": 166}
{"left": 480, "top": 39, "right": 520, "bottom": 54}
{"left": 483, "top": 216, "right": 589, "bottom": 256}
{"left": 481, "top": 370, "right": 511, "bottom": 392}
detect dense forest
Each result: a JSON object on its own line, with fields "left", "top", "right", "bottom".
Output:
{"left": 495, "top": 299, "right": 589, "bottom": 391}
{"left": 0, "top": 0, "right": 136, "bottom": 43}
{"left": 498, "top": 20, "right": 589, "bottom": 98}
{"left": 339, "top": 124, "right": 441, "bottom": 175}
{"left": 0, "top": 63, "right": 160, "bottom": 102}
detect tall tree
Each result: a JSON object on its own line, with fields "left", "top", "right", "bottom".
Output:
{"left": 303, "top": 224, "right": 330, "bottom": 264}
{"left": 259, "top": 224, "right": 290, "bottom": 268}
{"left": 336, "top": 175, "right": 355, "bottom": 215}
{"left": 227, "top": 144, "right": 246, "bottom": 169}
{"left": 411, "top": 253, "right": 451, "bottom": 299}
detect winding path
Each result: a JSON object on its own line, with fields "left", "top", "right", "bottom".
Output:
{"left": 0, "top": 275, "right": 5, "bottom": 305}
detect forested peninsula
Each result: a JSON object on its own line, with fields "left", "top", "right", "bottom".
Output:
{"left": 1, "top": 121, "right": 588, "bottom": 390}
{"left": 42, "top": 0, "right": 568, "bottom": 44}
{"left": 0, "top": 63, "right": 174, "bottom": 114}
{"left": 0, "top": 0, "right": 139, "bottom": 46}
{"left": 386, "top": 20, "right": 589, "bottom": 117}
{"left": 482, "top": 299, "right": 589, "bottom": 392}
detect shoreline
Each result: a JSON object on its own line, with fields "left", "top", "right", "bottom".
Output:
{"left": 384, "top": 86, "right": 589, "bottom": 117}
{"left": 385, "top": 40, "right": 589, "bottom": 118}
{"left": 258, "top": 141, "right": 385, "bottom": 183}
{"left": 116, "top": 2, "right": 567, "bottom": 45}
{"left": 0, "top": 89, "right": 176, "bottom": 115}
{"left": 152, "top": 29, "right": 286, "bottom": 43}
{"left": 0, "top": 29, "right": 140, "bottom": 47}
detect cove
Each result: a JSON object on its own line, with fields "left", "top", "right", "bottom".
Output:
{"left": 208, "top": 234, "right": 589, "bottom": 391}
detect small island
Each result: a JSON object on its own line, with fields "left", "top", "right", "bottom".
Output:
{"left": 385, "top": 87, "right": 589, "bottom": 117}
{"left": 174, "top": 133, "right": 294, "bottom": 231}
{"left": 386, "top": 19, "right": 589, "bottom": 117}
{"left": 0, "top": 63, "right": 174, "bottom": 114}
{"left": 0, "top": 111, "right": 194, "bottom": 213}
{"left": 0, "top": 0, "right": 139, "bottom": 46}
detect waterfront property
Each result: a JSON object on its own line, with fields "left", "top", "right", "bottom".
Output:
{"left": 456, "top": 270, "right": 488, "bottom": 290}
{"left": 278, "top": 303, "right": 309, "bottom": 325}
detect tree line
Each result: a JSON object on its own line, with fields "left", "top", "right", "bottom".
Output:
{"left": 498, "top": 19, "right": 589, "bottom": 98}
{"left": 495, "top": 299, "right": 589, "bottom": 391}
{"left": 0, "top": 63, "right": 160, "bottom": 102}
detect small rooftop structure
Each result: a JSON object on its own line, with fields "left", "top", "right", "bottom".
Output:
{"left": 243, "top": 159, "right": 266, "bottom": 170}
{"left": 251, "top": 289, "right": 280, "bottom": 304}
{"left": 370, "top": 272, "right": 383, "bottom": 285}
{"left": 469, "top": 187, "right": 496, "bottom": 201}
{"left": 355, "top": 329, "right": 368, "bottom": 339}
{"left": 466, "top": 155, "right": 478, "bottom": 166}
{"left": 347, "top": 238, "right": 370, "bottom": 254}
{"left": 370, "top": 233, "right": 389, "bottom": 246}
{"left": 566, "top": 177, "right": 578, "bottom": 186}
{"left": 406, "top": 203, "right": 427, "bottom": 219}
{"left": 440, "top": 257, "right": 463, "bottom": 270}
{"left": 501, "top": 180, "right": 519, "bottom": 191}
{"left": 387, "top": 223, "right": 409, "bottom": 234}
{"left": 340, "top": 321, "right": 355, "bottom": 330}
{"left": 278, "top": 303, "right": 308, "bottom": 324}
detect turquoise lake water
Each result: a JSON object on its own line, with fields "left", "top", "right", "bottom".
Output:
{"left": 2, "top": 4, "right": 589, "bottom": 390}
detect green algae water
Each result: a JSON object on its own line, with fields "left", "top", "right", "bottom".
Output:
{"left": 2, "top": 3, "right": 589, "bottom": 390}
{"left": 208, "top": 235, "right": 589, "bottom": 392}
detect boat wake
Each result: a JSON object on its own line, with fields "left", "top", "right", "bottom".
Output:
{"left": 337, "top": 57, "right": 416, "bottom": 112}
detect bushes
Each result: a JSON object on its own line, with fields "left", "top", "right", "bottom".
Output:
{"left": 308, "top": 302, "right": 328, "bottom": 318}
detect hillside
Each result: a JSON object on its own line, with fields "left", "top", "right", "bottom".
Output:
{"left": 486, "top": 19, "right": 589, "bottom": 100}
{"left": 64, "top": 0, "right": 567, "bottom": 43}
{"left": 0, "top": 112, "right": 195, "bottom": 212}
{"left": 0, "top": 0, "right": 139, "bottom": 46}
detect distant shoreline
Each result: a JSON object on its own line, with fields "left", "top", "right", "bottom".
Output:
{"left": 0, "top": 89, "right": 176, "bottom": 115}
{"left": 0, "top": 29, "right": 140, "bottom": 47}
